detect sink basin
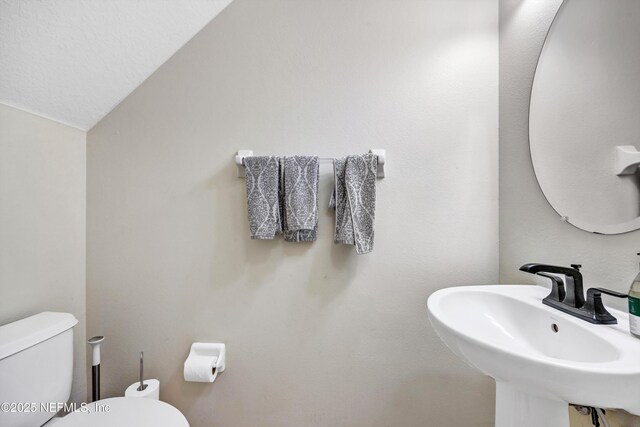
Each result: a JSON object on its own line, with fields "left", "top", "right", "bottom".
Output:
{"left": 428, "top": 285, "right": 640, "bottom": 427}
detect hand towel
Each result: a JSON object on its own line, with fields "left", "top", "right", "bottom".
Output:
{"left": 282, "top": 156, "right": 319, "bottom": 242}
{"left": 330, "top": 154, "right": 378, "bottom": 254}
{"left": 330, "top": 157, "right": 355, "bottom": 245}
{"left": 244, "top": 156, "right": 282, "bottom": 240}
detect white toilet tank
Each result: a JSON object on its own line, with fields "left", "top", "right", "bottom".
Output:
{"left": 0, "top": 312, "right": 78, "bottom": 427}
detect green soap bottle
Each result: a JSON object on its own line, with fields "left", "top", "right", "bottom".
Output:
{"left": 629, "top": 253, "right": 640, "bottom": 338}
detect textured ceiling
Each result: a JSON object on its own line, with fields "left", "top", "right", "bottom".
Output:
{"left": 0, "top": 0, "right": 234, "bottom": 130}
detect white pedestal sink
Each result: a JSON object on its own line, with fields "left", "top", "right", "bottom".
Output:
{"left": 427, "top": 285, "right": 640, "bottom": 427}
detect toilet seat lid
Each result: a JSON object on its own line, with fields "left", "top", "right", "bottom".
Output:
{"left": 53, "top": 397, "right": 189, "bottom": 427}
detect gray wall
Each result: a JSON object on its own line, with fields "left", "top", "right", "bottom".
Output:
{"left": 499, "top": 0, "right": 640, "bottom": 304}
{"left": 0, "top": 104, "right": 86, "bottom": 402}
{"left": 87, "top": 1, "right": 498, "bottom": 426}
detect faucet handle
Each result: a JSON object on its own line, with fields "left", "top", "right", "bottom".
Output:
{"left": 538, "top": 272, "right": 566, "bottom": 303}
{"left": 587, "top": 287, "right": 628, "bottom": 299}
{"left": 583, "top": 288, "right": 628, "bottom": 324}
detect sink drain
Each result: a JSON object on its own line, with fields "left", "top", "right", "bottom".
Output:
{"left": 551, "top": 323, "right": 559, "bottom": 333}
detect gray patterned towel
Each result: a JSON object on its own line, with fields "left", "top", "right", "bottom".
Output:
{"left": 282, "top": 156, "right": 319, "bottom": 242}
{"left": 244, "top": 156, "right": 282, "bottom": 239}
{"left": 330, "top": 158, "right": 354, "bottom": 245}
{"left": 330, "top": 154, "right": 378, "bottom": 254}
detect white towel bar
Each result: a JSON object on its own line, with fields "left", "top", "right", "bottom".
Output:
{"left": 234, "top": 149, "right": 386, "bottom": 179}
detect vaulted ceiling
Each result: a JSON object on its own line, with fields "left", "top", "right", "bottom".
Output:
{"left": 0, "top": 0, "right": 234, "bottom": 130}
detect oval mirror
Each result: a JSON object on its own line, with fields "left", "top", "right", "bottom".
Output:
{"left": 530, "top": 0, "right": 640, "bottom": 234}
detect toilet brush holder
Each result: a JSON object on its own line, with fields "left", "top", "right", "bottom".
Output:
{"left": 87, "top": 336, "right": 104, "bottom": 402}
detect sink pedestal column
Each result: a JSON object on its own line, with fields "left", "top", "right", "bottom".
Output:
{"left": 495, "top": 382, "right": 569, "bottom": 427}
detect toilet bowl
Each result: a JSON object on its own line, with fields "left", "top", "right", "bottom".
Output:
{"left": 46, "top": 397, "right": 188, "bottom": 427}
{"left": 0, "top": 312, "right": 189, "bottom": 427}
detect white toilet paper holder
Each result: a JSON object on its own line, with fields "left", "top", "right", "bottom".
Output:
{"left": 615, "top": 145, "right": 640, "bottom": 175}
{"left": 184, "top": 343, "right": 226, "bottom": 382}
